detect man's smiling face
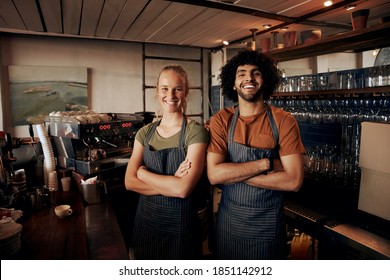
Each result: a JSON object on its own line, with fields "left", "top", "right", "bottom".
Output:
{"left": 234, "top": 64, "right": 263, "bottom": 102}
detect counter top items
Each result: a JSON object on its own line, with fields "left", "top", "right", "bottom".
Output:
{"left": 80, "top": 176, "right": 107, "bottom": 204}
{"left": 0, "top": 207, "right": 23, "bottom": 221}
{"left": 11, "top": 169, "right": 26, "bottom": 192}
{"left": 14, "top": 190, "right": 88, "bottom": 259}
{"left": 47, "top": 170, "right": 59, "bottom": 191}
{"left": 36, "top": 123, "right": 56, "bottom": 185}
{"left": 0, "top": 222, "right": 22, "bottom": 258}
{"left": 54, "top": 204, "right": 72, "bottom": 218}
{"left": 61, "top": 177, "right": 71, "bottom": 191}
{"left": 45, "top": 112, "right": 143, "bottom": 175}
{"left": 10, "top": 189, "right": 128, "bottom": 259}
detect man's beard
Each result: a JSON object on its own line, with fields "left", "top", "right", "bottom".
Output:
{"left": 237, "top": 89, "right": 262, "bottom": 102}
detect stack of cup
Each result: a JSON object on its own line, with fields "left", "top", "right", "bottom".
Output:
{"left": 36, "top": 124, "right": 56, "bottom": 186}
{"left": 47, "top": 171, "right": 58, "bottom": 191}
{"left": 61, "top": 177, "right": 71, "bottom": 192}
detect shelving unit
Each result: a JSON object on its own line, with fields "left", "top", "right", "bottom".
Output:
{"left": 265, "top": 22, "right": 390, "bottom": 62}
{"left": 266, "top": 22, "right": 390, "bottom": 259}
{"left": 272, "top": 86, "right": 390, "bottom": 98}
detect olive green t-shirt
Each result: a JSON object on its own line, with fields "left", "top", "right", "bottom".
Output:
{"left": 135, "top": 120, "right": 209, "bottom": 151}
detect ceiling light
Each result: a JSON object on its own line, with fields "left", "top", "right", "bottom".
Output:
{"left": 345, "top": 4, "right": 356, "bottom": 11}
{"left": 281, "top": 27, "right": 288, "bottom": 31}
{"left": 323, "top": 1, "right": 333, "bottom": 7}
{"left": 373, "top": 49, "right": 379, "bottom": 56}
{"left": 222, "top": 40, "right": 229, "bottom": 46}
{"left": 263, "top": 24, "right": 272, "bottom": 29}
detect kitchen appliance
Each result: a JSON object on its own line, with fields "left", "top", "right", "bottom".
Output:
{"left": 46, "top": 112, "right": 144, "bottom": 175}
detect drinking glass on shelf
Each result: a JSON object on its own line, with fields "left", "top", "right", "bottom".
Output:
{"left": 375, "top": 65, "right": 386, "bottom": 87}
{"left": 362, "top": 97, "right": 376, "bottom": 122}
{"left": 337, "top": 71, "right": 346, "bottom": 89}
{"left": 322, "top": 99, "right": 336, "bottom": 123}
{"left": 288, "top": 77, "right": 298, "bottom": 92}
{"left": 310, "top": 99, "right": 323, "bottom": 124}
{"left": 279, "top": 77, "right": 289, "bottom": 92}
{"left": 345, "top": 71, "right": 356, "bottom": 89}
{"left": 297, "top": 99, "right": 309, "bottom": 122}
{"left": 328, "top": 72, "right": 338, "bottom": 89}
{"left": 305, "top": 147, "right": 316, "bottom": 174}
{"left": 376, "top": 97, "right": 390, "bottom": 123}
{"left": 317, "top": 73, "right": 328, "bottom": 90}
{"left": 364, "top": 67, "right": 374, "bottom": 87}
{"left": 355, "top": 69, "right": 365, "bottom": 89}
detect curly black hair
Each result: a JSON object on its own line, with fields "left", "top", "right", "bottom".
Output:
{"left": 219, "top": 49, "right": 281, "bottom": 102}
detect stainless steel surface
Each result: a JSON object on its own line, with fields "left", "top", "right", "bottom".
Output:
{"left": 1, "top": 0, "right": 389, "bottom": 49}
{"left": 64, "top": 155, "right": 131, "bottom": 175}
{"left": 46, "top": 113, "right": 143, "bottom": 175}
{"left": 45, "top": 114, "right": 143, "bottom": 140}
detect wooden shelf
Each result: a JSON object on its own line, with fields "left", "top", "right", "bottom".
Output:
{"left": 272, "top": 86, "right": 390, "bottom": 98}
{"left": 266, "top": 22, "right": 390, "bottom": 62}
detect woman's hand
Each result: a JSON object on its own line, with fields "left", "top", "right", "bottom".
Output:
{"left": 136, "top": 165, "right": 148, "bottom": 179}
{"left": 175, "top": 159, "right": 191, "bottom": 177}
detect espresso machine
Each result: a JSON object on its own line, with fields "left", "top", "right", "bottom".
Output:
{"left": 45, "top": 112, "right": 144, "bottom": 175}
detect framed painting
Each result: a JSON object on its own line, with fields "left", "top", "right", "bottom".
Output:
{"left": 5, "top": 65, "right": 89, "bottom": 127}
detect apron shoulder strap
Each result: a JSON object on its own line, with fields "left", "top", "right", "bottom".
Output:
{"left": 144, "top": 120, "right": 160, "bottom": 148}
{"left": 266, "top": 106, "right": 280, "bottom": 157}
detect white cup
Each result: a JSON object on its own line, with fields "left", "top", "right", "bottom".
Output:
{"left": 48, "top": 171, "right": 58, "bottom": 190}
{"left": 54, "top": 204, "right": 73, "bottom": 218}
{"left": 61, "top": 177, "right": 71, "bottom": 192}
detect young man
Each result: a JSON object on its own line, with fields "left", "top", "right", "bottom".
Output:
{"left": 207, "top": 49, "right": 305, "bottom": 259}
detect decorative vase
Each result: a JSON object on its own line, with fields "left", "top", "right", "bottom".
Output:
{"left": 300, "top": 29, "right": 322, "bottom": 44}
{"left": 260, "top": 37, "right": 271, "bottom": 53}
{"left": 283, "top": 31, "right": 297, "bottom": 47}
{"left": 351, "top": 9, "right": 370, "bottom": 30}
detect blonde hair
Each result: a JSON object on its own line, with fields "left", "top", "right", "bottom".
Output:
{"left": 155, "top": 64, "right": 189, "bottom": 118}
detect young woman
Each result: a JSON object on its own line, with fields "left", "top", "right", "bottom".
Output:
{"left": 125, "top": 65, "right": 209, "bottom": 259}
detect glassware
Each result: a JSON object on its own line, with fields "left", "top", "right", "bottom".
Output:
{"left": 317, "top": 73, "right": 328, "bottom": 90}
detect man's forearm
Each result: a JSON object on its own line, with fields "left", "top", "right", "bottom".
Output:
{"left": 208, "top": 158, "right": 270, "bottom": 185}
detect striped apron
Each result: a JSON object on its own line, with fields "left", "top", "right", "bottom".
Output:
{"left": 215, "top": 107, "right": 286, "bottom": 260}
{"left": 131, "top": 117, "right": 202, "bottom": 260}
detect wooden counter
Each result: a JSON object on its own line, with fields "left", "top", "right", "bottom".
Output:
{"left": 324, "top": 224, "right": 390, "bottom": 260}
{"left": 284, "top": 176, "right": 390, "bottom": 259}
{"left": 10, "top": 190, "right": 129, "bottom": 260}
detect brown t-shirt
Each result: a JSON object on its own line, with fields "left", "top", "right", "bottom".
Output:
{"left": 207, "top": 105, "right": 305, "bottom": 157}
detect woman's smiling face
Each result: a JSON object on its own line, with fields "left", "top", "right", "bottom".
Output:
{"left": 157, "top": 69, "right": 188, "bottom": 113}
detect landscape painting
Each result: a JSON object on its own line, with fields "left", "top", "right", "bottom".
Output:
{"left": 8, "top": 65, "right": 89, "bottom": 126}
